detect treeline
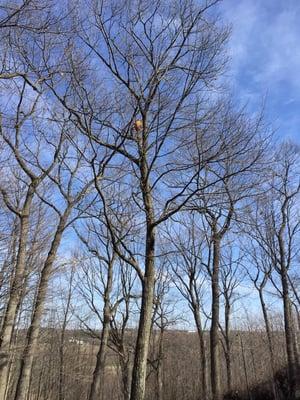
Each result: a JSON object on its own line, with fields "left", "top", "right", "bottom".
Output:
{"left": 0, "top": 1, "right": 299, "bottom": 400}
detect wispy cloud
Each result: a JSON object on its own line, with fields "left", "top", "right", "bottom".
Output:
{"left": 218, "top": 0, "right": 300, "bottom": 141}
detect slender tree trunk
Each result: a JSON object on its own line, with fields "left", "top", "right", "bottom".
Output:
{"left": 130, "top": 132, "right": 156, "bottom": 400}
{"left": 223, "top": 298, "right": 232, "bottom": 394}
{"left": 36, "top": 365, "right": 44, "bottom": 400}
{"left": 193, "top": 306, "right": 208, "bottom": 400}
{"left": 14, "top": 212, "right": 69, "bottom": 400}
{"left": 0, "top": 217, "right": 18, "bottom": 308}
{"left": 89, "top": 313, "right": 111, "bottom": 400}
{"left": 0, "top": 187, "right": 35, "bottom": 399}
{"left": 89, "top": 258, "right": 114, "bottom": 400}
{"left": 130, "top": 225, "right": 156, "bottom": 400}
{"left": 277, "top": 215, "right": 296, "bottom": 400}
{"left": 58, "top": 269, "right": 74, "bottom": 400}
{"left": 281, "top": 268, "right": 297, "bottom": 399}
{"left": 120, "top": 352, "right": 132, "bottom": 400}
{"left": 258, "top": 288, "right": 278, "bottom": 399}
{"left": 210, "top": 237, "right": 222, "bottom": 400}
{"left": 224, "top": 337, "right": 231, "bottom": 391}
{"left": 291, "top": 307, "right": 299, "bottom": 369}
{"left": 240, "top": 334, "right": 251, "bottom": 400}
{"left": 156, "top": 326, "right": 164, "bottom": 400}
{"left": 277, "top": 203, "right": 297, "bottom": 399}
{"left": 58, "top": 322, "right": 66, "bottom": 400}
{"left": 224, "top": 350, "right": 232, "bottom": 393}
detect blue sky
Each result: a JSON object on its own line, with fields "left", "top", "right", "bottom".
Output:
{"left": 218, "top": 0, "right": 300, "bottom": 143}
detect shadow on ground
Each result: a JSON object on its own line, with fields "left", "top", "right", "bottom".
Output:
{"left": 223, "top": 364, "right": 300, "bottom": 400}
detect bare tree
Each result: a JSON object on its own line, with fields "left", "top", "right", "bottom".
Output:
{"left": 243, "top": 235, "right": 279, "bottom": 399}
{"left": 56, "top": 3, "right": 231, "bottom": 399}
{"left": 0, "top": 83, "right": 65, "bottom": 398}
{"left": 13, "top": 133, "right": 110, "bottom": 400}
{"left": 75, "top": 219, "right": 117, "bottom": 400}
{"left": 1, "top": 3, "right": 295, "bottom": 400}
{"left": 57, "top": 261, "right": 76, "bottom": 400}
{"left": 219, "top": 249, "right": 244, "bottom": 395}
{"left": 244, "top": 143, "right": 300, "bottom": 399}
{"left": 166, "top": 215, "right": 209, "bottom": 399}
{"left": 149, "top": 260, "right": 178, "bottom": 400}
{"left": 109, "top": 261, "right": 138, "bottom": 400}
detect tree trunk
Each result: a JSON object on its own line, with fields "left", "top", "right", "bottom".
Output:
{"left": 222, "top": 297, "right": 232, "bottom": 394}
{"left": 156, "top": 326, "right": 164, "bottom": 400}
{"left": 0, "top": 186, "right": 34, "bottom": 399}
{"left": 193, "top": 306, "right": 208, "bottom": 400}
{"left": 120, "top": 352, "right": 132, "bottom": 400}
{"left": 130, "top": 225, "right": 156, "bottom": 400}
{"left": 89, "top": 258, "right": 114, "bottom": 400}
{"left": 291, "top": 306, "right": 299, "bottom": 370}
{"left": 89, "top": 313, "right": 111, "bottom": 400}
{"left": 240, "top": 334, "right": 251, "bottom": 400}
{"left": 13, "top": 212, "right": 69, "bottom": 400}
{"left": 130, "top": 133, "right": 156, "bottom": 400}
{"left": 58, "top": 269, "right": 74, "bottom": 400}
{"left": 0, "top": 217, "right": 18, "bottom": 310}
{"left": 210, "top": 237, "right": 221, "bottom": 400}
{"left": 278, "top": 215, "right": 297, "bottom": 400}
{"left": 281, "top": 268, "right": 297, "bottom": 399}
{"left": 258, "top": 288, "right": 278, "bottom": 399}
{"left": 224, "top": 351, "right": 232, "bottom": 394}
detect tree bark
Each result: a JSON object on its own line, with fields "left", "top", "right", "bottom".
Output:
{"left": 89, "top": 313, "right": 111, "bottom": 400}
{"left": 58, "top": 268, "right": 74, "bottom": 400}
{"left": 130, "top": 225, "right": 156, "bottom": 400}
{"left": 193, "top": 306, "right": 208, "bottom": 399}
{"left": 258, "top": 288, "right": 278, "bottom": 399}
{"left": 278, "top": 216, "right": 297, "bottom": 400}
{"left": 156, "top": 326, "right": 164, "bottom": 400}
{"left": 0, "top": 185, "right": 35, "bottom": 399}
{"left": 130, "top": 124, "right": 156, "bottom": 400}
{"left": 281, "top": 267, "right": 297, "bottom": 399}
{"left": 210, "top": 237, "right": 221, "bottom": 400}
{"left": 120, "top": 351, "right": 132, "bottom": 400}
{"left": 224, "top": 300, "right": 232, "bottom": 394}
{"left": 89, "top": 258, "right": 114, "bottom": 400}
{"left": 14, "top": 212, "right": 70, "bottom": 400}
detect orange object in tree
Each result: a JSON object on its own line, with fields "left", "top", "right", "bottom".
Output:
{"left": 133, "top": 119, "right": 143, "bottom": 131}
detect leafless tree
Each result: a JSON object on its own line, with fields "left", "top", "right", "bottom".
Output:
{"left": 13, "top": 133, "right": 111, "bottom": 400}
{"left": 55, "top": 3, "right": 232, "bottom": 398}
{"left": 0, "top": 82, "right": 65, "bottom": 398}
{"left": 243, "top": 143, "right": 300, "bottom": 400}
{"left": 1, "top": 2, "right": 297, "bottom": 400}
{"left": 166, "top": 215, "right": 209, "bottom": 399}
{"left": 75, "top": 220, "right": 118, "bottom": 400}
{"left": 57, "top": 261, "right": 76, "bottom": 400}
{"left": 149, "top": 260, "right": 179, "bottom": 400}
{"left": 242, "top": 234, "right": 279, "bottom": 399}
{"left": 219, "top": 248, "right": 245, "bottom": 395}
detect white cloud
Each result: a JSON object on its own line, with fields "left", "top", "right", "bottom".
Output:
{"left": 220, "top": 0, "right": 300, "bottom": 90}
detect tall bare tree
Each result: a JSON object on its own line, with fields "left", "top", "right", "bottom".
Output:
{"left": 219, "top": 249, "right": 244, "bottom": 395}
{"left": 13, "top": 133, "right": 111, "bottom": 400}
{"left": 167, "top": 215, "right": 209, "bottom": 399}
{"left": 243, "top": 236, "right": 279, "bottom": 399}
{"left": 0, "top": 83, "right": 65, "bottom": 398}
{"left": 244, "top": 143, "right": 300, "bottom": 400}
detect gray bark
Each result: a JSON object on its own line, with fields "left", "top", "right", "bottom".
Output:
{"left": 258, "top": 288, "right": 278, "bottom": 400}
{"left": 278, "top": 208, "right": 297, "bottom": 400}
{"left": 193, "top": 304, "right": 208, "bottom": 399}
{"left": 89, "top": 258, "right": 114, "bottom": 400}
{"left": 130, "top": 226, "right": 156, "bottom": 400}
{"left": 210, "top": 237, "right": 222, "bottom": 400}
{"left": 0, "top": 185, "right": 35, "bottom": 399}
{"left": 14, "top": 212, "right": 70, "bottom": 400}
